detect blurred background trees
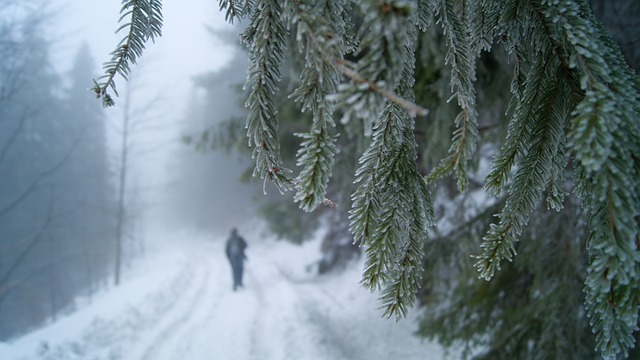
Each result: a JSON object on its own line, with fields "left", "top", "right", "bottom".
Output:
{"left": 0, "top": 2, "right": 116, "bottom": 340}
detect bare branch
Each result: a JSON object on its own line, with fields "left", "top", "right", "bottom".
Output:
{"left": 0, "top": 188, "right": 54, "bottom": 306}
{"left": 0, "top": 108, "right": 31, "bottom": 165}
{"left": 0, "top": 127, "right": 85, "bottom": 219}
{"left": 325, "top": 55, "right": 429, "bottom": 118}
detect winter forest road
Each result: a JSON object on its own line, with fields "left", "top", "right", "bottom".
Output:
{"left": 3, "top": 231, "right": 446, "bottom": 360}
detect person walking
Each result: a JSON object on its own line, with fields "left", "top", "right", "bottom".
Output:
{"left": 225, "top": 228, "right": 247, "bottom": 291}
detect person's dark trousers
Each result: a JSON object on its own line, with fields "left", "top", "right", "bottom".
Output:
{"left": 229, "top": 255, "right": 244, "bottom": 291}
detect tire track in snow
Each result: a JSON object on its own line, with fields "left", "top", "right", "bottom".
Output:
{"left": 157, "top": 245, "right": 261, "bottom": 360}
{"left": 247, "top": 267, "right": 269, "bottom": 360}
{"left": 12, "top": 237, "right": 448, "bottom": 360}
{"left": 246, "top": 258, "right": 330, "bottom": 360}
{"left": 23, "top": 255, "right": 196, "bottom": 360}
{"left": 295, "top": 288, "right": 359, "bottom": 360}
{"left": 160, "top": 252, "right": 230, "bottom": 359}
{"left": 135, "top": 251, "right": 212, "bottom": 360}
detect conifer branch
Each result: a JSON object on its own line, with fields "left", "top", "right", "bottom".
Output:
{"left": 379, "top": 169, "right": 431, "bottom": 320}
{"left": 351, "top": 19, "right": 433, "bottom": 319}
{"left": 327, "top": 56, "right": 429, "bottom": 118}
{"left": 93, "top": 0, "right": 163, "bottom": 107}
{"left": 538, "top": 2, "right": 640, "bottom": 358}
{"left": 218, "top": 0, "right": 251, "bottom": 23}
{"left": 484, "top": 50, "right": 554, "bottom": 194}
{"left": 415, "top": 0, "right": 433, "bottom": 31}
{"left": 242, "top": 0, "right": 291, "bottom": 194}
{"left": 476, "top": 1, "right": 640, "bottom": 357}
{"left": 349, "top": 113, "right": 390, "bottom": 247}
{"left": 476, "top": 65, "right": 571, "bottom": 280}
{"left": 468, "top": 0, "right": 500, "bottom": 55}
{"left": 293, "top": 121, "right": 338, "bottom": 211}
{"left": 426, "top": 0, "right": 479, "bottom": 191}
{"left": 289, "top": 0, "right": 343, "bottom": 211}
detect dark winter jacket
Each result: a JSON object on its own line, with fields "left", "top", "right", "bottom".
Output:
{"left": 225, "top": 234, "right": 247, "bottom": 260}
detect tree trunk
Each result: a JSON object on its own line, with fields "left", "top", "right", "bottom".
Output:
{"left": 114, "top": 86, "right": 131, "bottom": 286}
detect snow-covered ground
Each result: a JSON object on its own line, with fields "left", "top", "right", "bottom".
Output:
{"left": 0, "top": 225, "right": 447, "bottom": 360}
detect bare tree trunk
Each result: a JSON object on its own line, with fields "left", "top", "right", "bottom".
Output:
{"left": 82, "top": 223, "right": 95, "bottom": 300}
{"left": 47, "top": 213, "right": 56, "bottom": 322}
{"left": 0, "top": 128, "right": 84, "bottom": 219}
{"left": 0, "top": 180, "right": 54, "bottom": 308}
{"left": 114, "top": 86, "right": 131, "bottom": 286}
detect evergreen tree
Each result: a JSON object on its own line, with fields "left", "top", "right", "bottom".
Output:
{"left": 99, "top": 1, "right": 640, "bottom": 358}
{"left": 61, "top": 43, "right": 115, "bottom": 295}
{"left": 0, "top": 3, "right": 115, "bottom": 338}
{"left": 0, "top": 4, "right": 68, "bottom": 338}
{"left": 171, "top": 40, "right": 258, "bottom": 234}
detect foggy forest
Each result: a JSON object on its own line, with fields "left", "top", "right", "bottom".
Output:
{"left": 1, "top": 1, "right": 639, "bottom": 360}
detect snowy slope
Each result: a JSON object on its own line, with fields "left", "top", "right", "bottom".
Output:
{"left": 0, "top": 227, "right": 447, "bottom": 360}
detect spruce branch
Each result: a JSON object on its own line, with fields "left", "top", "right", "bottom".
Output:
{"left": 415, "top": 0, "right": 433, "bottom": 31}
{"left": 360, "top": 144, "right": 405, "bottom": 291}
{"left": 476, "top": 65, "right": 571, "bottom": 280}
{"left": 95, "top": 2, "right": 640, "bottom": 357}
{"left": 348, "top": 112, "right": 390, "bottom": 246}
{"left": 327, "top": 56, "right": 429, "bottom": 118}
{"left": 352, "top": 22, "right": 434, "bottom": 319}
{"left": 545, "top": 131, "right": 568, "bottom": 212}
{"left": 289, "top": 0, "right": 344, "bottom": 211}
{"left": 426, "top": 0, "right": 479, "bottom": 191}
{"left": 242, "top": 0, "right": 291, "bottom": 194}
{"left": 468, "top": 0, "right": 500, "bottom": 55}
{"left": 293, "top": 122, "right": 339, "bottom": 211}
{"left": 578, "top": 162, "right": 640, "bottom": 360}
{"left": 379, "top": 169, "right": 432, "bottom": 320}
{"left": 93, "top": 0, "right": 163, "bottom": 107}
{"left": 475, "top": 1, "right": 640, "bottom": 357}
{"left": 484, "top": 50, "right": 554, "bottom": 194}
{"left": 218, "top": 0, "right": 252, "bottom": 23}
{"left": 538, "top": 2, "right": 640, "bottom": 358}
{"left": 330, "top": 0, "right": 429, "bottom": 132}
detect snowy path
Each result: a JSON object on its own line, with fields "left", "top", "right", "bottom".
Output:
{"left": 1, "top": 230, "right": 446, "bottom": 360}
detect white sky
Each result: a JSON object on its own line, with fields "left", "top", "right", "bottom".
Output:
{"left": 53, "top": 0, "right": 235, "bottom": 93}
{"left": 50, "top": 0, "right": 238, "bottom": 131}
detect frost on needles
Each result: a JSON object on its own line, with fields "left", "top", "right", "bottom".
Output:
{"left": 93, "top": 0, "right": 163, "bottom": 107}
{"left": 99, "top": 1, "right": 639, "bottom": 358}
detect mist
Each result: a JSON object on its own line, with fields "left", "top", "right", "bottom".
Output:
{"left": 0, "top": 0, "right": 265, "bottom": 345}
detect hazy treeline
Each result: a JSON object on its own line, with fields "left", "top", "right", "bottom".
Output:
{"left": 0, "top": 5, "right": 115, "bottom": 339}
{"left": 168, "top": 29, "right": 257, "bottom": 235}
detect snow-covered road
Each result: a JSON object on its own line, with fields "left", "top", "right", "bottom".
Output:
{"left": 1, "top": 229, "right": 446, "bottom": 360}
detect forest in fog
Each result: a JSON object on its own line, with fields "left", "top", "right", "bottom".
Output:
{"left": 0, "top": 18, "right": 114, "bottom": 339}
{"left": 0, "top": 1, "right": 254, "bottom": 341}
{"left": 2, "top": 1, "right": 640, "bottom": 359}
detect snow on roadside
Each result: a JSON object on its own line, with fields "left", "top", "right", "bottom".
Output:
{"left": 262, "top": 235, "right": 446, "bottom": 360}
{"left": 0, "top": 236, "right": 196, "bottom": 360}
{"left": 0, "top": 226, "right": 448, "bottom": 360}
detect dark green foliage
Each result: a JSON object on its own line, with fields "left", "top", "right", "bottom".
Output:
{"left": 288, "top": 0, "right": 344, "bottom": 211}
{"left": 257, "top": 194, "right": 320, "bottom": 245}
{"left": 420, "top": 197, "right": 597, "bottom": 359}
{"left": 425, "top": 0, "right": 479, "bottom": 191}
